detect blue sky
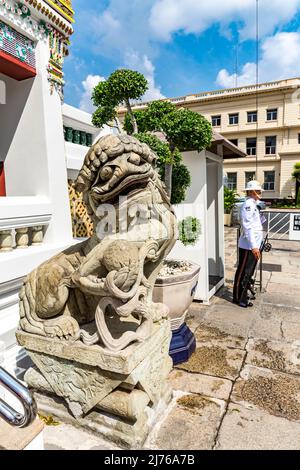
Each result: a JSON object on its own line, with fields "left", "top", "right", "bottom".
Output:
{"left": 64, "top": 0, "right": 300, "bottom": 112}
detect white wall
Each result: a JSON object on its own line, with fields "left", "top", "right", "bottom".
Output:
{"left": 0, "top": 41, "right": 72, "bottom": 244}
{"left": 0, "top": 73, "right": 50, "bottom": 197}
{"left": 169, "top": 151, "right": 209, "bottom": 301}
{"left": 37, "top": 42, "right": 72, "bottom": 244}
{"left": 0, "top": 39, "right": 74, "bottom": 373}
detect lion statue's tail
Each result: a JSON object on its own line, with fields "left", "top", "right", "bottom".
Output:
{"left": 19, "top": 270, "right": 46, "bottom": 336}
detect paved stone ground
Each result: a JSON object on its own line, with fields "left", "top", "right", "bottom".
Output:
{"left": 44, "top": 227, "right": 300, "bottom": 450}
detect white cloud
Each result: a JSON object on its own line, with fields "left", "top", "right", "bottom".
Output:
{"left": 216, "top": 32, "right": 300, "bottom": 88}
{"left": 85, "top": 2, "right": 164, "bottom": 103}
{"left": 73, "top": 1, "right": 300, "bottom": 108}
{"left": 80, "top": 74, "right": 105, "bottom": 113}
{"left": 90, "top": 0, "right": 155, "bottom": 59}
{"left": 124, "top": 51, "right": 165, "bottom": 101}
{"left": 150, "top": 0, "right": 300, "bottom": 41}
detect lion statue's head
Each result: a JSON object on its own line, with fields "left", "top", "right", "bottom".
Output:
{"left": 75, "top": 134, "right": 160, "bottom": 205}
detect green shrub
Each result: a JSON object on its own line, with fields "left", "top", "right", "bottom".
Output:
{"left": 135, "top": 133, "right": 191, "bottom": 204}
{"left": 224, "top": 187, "right": 237, "bottom": 214}
{"left": 178, "top": 217, "right": 201, "bottom": 246}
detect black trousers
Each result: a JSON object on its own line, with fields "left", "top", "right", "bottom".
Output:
{"left": 233, "top": 248, "right": 258, "bottom": 306}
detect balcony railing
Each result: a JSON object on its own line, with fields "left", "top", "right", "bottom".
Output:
{"left": 64, "top": 127, "right": 93, "bottom": 147}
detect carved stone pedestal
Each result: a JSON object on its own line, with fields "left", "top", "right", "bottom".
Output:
{"left": 16, "top": 320, "right": 172, "bottom": 449}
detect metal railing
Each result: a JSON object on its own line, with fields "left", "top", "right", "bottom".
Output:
{"left": 0, "top": 367, "right": 37, "bottom": 428}
{"left": 233, "top": 209, "right": 297, "bottom": 241}
{"left": 264, "top": 211, "right": 291, "bottom": 240}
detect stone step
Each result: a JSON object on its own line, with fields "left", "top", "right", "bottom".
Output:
{"left": 0, "top": 418, "right": 44, "bottom": 450}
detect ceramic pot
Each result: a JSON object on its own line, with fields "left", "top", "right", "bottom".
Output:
{"left": 153, "top": 262, "right": 200, "bottom": 330}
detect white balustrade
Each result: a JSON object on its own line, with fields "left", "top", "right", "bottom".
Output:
{"left": 31, "top": 226, "right": 44, "bottom": 246}
{"left": 0, "top": 226, "right": 47, "bottom": 252}
{"left": 0, "top": 197, "right": 52, "bottom": 253}
{"left": 0, "top": 230, "right": 13, "bottom": 252}
{"left": 122, "top": 78, "right": 300, "bottom": 111}
{"left": 15, "top": 227, "right": 29, "bottom": 249}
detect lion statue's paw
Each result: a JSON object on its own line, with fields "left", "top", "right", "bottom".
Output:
{"left": 44, "top": 316, "right": 80, "bottom": 340}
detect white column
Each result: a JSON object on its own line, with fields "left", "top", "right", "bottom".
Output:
{"left": 35, "top": 41, "right": 73, "bottom": 245}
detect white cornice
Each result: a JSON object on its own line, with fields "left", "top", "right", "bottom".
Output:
{"left": 0, "top": 214, "right": 52, "bottom": 231}
{"left": 0, "top": 278, "right": 24, "bottom": 298}
{"left": 119, "top": 78, "right": 300, "bottom": 114}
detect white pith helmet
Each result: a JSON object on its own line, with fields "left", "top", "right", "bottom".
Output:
{"left": 244, "top": 180, "right": 262, "bottom": 191}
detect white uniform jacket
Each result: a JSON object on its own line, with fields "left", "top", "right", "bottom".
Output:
{"left": 239, "top": 198, "right": 264, "bottom": 250}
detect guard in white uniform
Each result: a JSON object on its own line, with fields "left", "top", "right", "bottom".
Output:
{"left": 233, "top": 181, "right": 264, "bottom": 307}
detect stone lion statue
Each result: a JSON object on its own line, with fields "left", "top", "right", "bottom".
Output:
{"left": 19, "top": 134, "right": 178, "bottom": 351}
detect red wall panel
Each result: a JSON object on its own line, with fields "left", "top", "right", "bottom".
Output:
{"left": 0, "top": 162, "right": 6, "bottom": 196}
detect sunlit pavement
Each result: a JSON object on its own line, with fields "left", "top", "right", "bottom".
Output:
{"left": 44, "top": 227, "right": 300, "bottom": 450}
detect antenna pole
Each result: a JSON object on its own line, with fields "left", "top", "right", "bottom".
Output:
{"left": 255, "top": 0, "right": 259, "bottom": 179}
{"left": 235, "top": 40, "right": 239, "bottom": 88}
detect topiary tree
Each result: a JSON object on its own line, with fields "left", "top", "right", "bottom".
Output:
{"left": 92, "top": 69, "right": 148, "bottom": 134}
{"left": 124, "top": 100, "right": 212, "bottom": 197}
{"left": 292, "top": 162, "right": 300, "bottom": 206}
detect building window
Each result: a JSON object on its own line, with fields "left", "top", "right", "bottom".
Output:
{"left": 264, "top": 171, "right": 275, "bottom": 191}
{"left": 229, "top": 113, "right": 239, "bottom": 125}
{"left": 212, "top": 115, "right": 221, "bottom": 127}
{"left": 266, "top": 136, "right": 277, "bottom": 155}
{"left": 227, "top": 172, "right": 237, "bottom": 190}
{"left": 247, "top": 111, "right": 257, "bottom": 123}
{"left": 246, "top": 137, "right": 257, "bottom": 156}
{"left": 245, "top": 172, "right": 256, "bottom": 186}
{"left": 267, "top": 108, "right": 278, "bottom": 121}
{"left": 229, "top": 139, "right": 238, "bottom": 146}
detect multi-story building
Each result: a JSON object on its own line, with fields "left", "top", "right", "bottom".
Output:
{"left": 120, "top": 78, "right": 300, "bottom": 201}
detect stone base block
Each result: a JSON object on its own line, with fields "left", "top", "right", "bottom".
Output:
{"left": 33, "top": 386, "right": 172, "bottom": 449}
{"left": 170, "top": 323, "right": 196, "bottom": 365}
{"left": 0, "top": 418, "right": 44, "bottom": 450}
{"left": 17, "top": 320, "right": 173, "bottom": 448}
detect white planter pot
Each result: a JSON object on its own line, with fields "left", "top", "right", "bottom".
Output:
{"left": 224, "top": 213, "right": 232, "bottom": 226}
{"left": 153, "top": 262, "right": 200, "bottom": 331}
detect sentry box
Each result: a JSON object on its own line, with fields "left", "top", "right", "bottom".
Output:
{"left": 169, "top": 132, "right": 245, "bottom": 304}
